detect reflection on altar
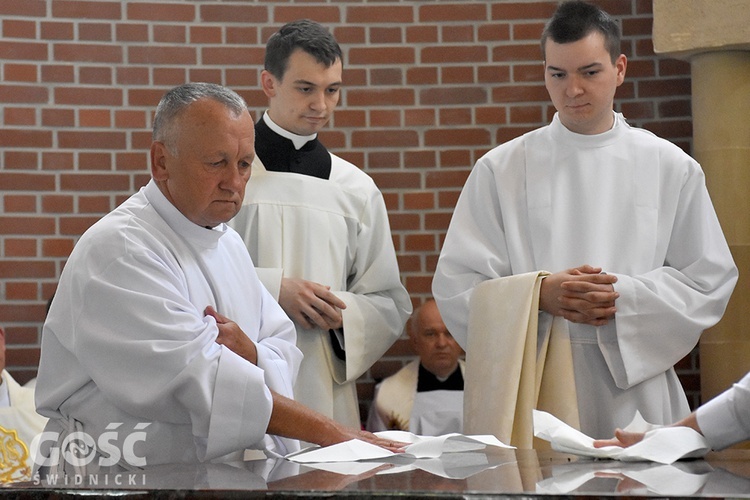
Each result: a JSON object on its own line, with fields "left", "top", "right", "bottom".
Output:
{"left": 4, "top": 448, "right": 750, "bottom": 498}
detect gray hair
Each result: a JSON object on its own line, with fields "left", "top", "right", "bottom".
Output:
{"left": 152, "top": 82, "right": 248, "bottom": 150}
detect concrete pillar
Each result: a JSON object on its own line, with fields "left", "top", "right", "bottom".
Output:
{"left": 652, "top": 1, "right": 750, "bottom": 415}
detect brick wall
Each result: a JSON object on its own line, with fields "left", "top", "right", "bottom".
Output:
{"left": 0, "top": 0, "right": 700, "bottom": 417}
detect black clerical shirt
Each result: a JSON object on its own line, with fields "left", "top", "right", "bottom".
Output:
{"left": 416, "top": 363, "right": 464, "bottom": 392}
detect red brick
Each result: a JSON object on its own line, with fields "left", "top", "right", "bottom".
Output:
{"left": 406, "top": 25, "right": 438, "bottom": 44}
{"left": 223, "top": 26, "right": 256, "bottom": 44}
{"left": 639, "top": 78, "right": 691, "bottom": 98}
{"left": 202, "top": 47, "right": 265, "bottom": 66}
{"left": 60, "top": 173, "right": 130, "bottom": 191}
{"left": 348, "top": 47, "right": 415, "bottom": 65}
{"left": 6, "top": 282, "right": 39, "bottom": 301}
{"left": 79, "top": 109, "right": 112, "bottom": 128}
{"left": 442, "top": 25, "right": 475, "bottom": 43}
{"left": 0, "top": 130, "right": 52, "bottom": 148}
{"left": 491, "top": 2, "right": 558, "bottom": 20}
{"left": 128, "top": 46, "right": 196, "bottom": 65}
{"left": 0, "top": 41, "right": 48, "bottom": 61}
{"left": 55, "top": 86, "right": 123, "bottom": 106}
{"left": 0, "top": 1, "right": 46, "bottom": 17}
{"left": 421, "top": 87, "right": 488, "bottom": 106}
{"left": 426, "top": 170, "right": 471, "bottom": 189}
{"left": 440, "top": 66, "right": 475, "bottom": 84}
{"left": 79, "top": 22, "right": 113, "bottom": 41}
{"left": 404, "top": 274, "right": 434, "bottom": 293}
{"left": 4, "top": 239, "right": 37, "bottom": 258}
{"left": 388, "top": 212, "right": 420, "bottom": 231}
{"left": 406, "top": 66, "right": 438, "bottom": 85}
{"left": 3, "top": 195, "right": 36, "bottom": 213}
{"left": 346, "top": 88, "right": 415, "bottom": 107}
{"left": 332, "top": 110, "right": 366, "bottom": 128}
{"left": 41, "top": 152, "right": 75, "bottom": 171}
{"left": 478, "top": 23, "right": 511, "bottom": 42}
{"left": 199, "top": 4, "right": 267, "bottom": 23}
{"left": 3, "top": 152, "right": 38, "bottom": 170}
{"left": 333, "top": 26, "right": 366, "bottom": 45}
{"left": 59, "top": 216, "right": 101, "bottom": 235}
{"left": 4, "top": 64, "right": 38, "bottom": 83}
{"left": 4, "top": 107, "right": 36, "bottom": 126}
{"left": 41, "top": 21, "right": 75, "bottom": 40}
{"left": 419, "top": 3, "right": 488, "bottom": 22}
{"left": 404, "top": 150, "right": 437, "bottom": 169}
{"left": 492, "top": 84, "right": 549, "bottom": 103}
{"left": 5, "top": 327, "right": 40, "bottom": 345}
{"left": 0, "top": 215, "right": 55, "bottom": 235}
{"left": 404, "top": 109, "right": 435, "bottom": 127}
{"left": 80, "top": 66, "right": 113, "bottom": 85}
{"left": 42, "top": 195, "right": 75, "bottom": 213}
{"left": 3, "top": 20, "right": 36, "bottom": 38}
{"left": 367, "top": 152, "right": 401, "bottom": 169}
{"left": 115, "top": 110, "right": 147, "bottom": 129}
{"left": 440, "top": 108, "right": 473, "bottom": 126}
{"left": 422, "top": 45, "right": 487, "bottom": 64}
{"left": 154, "top": 24, "right": 186, "bottom": 44}
{"left": 153, "top": 68, "right": 187, "bottom": 86}
{"left": 476, "top": 106, "right": 507, "bottom": 125}
{"left": 192, "top": 26, "right": 224, "bottom": 44}
{"left": 116, "top": 23, "right": 149, "bottom": 42}
{"left": 42, "top": 238, "right": 76, "bottom": 257}
{"left": 41, "top": 64, "right": 75, "bottom": 82}
{"left": 510, "top": 105, "right": 544, "bottom": 123}
{"left": 370, "top": 27, "right": 403, "bottom": 44}
{"left": 127, "top": 2, "right": 195, "bottom": 21}
{"left": 370, "top": 110, "right": 401, "bottom": 127}
{"left": 659, "top": 59, "right": 691, "bottom": 77}
{"left": 440, "top": 150, "right": 474, "bottom": 168}
{"left": 0, "top": 302, "right": 44, "bottom": 322}
{"left": 0, "top": 85, "right": 48, "bottom": 104}
{"left": 403, "top": 192, "right": 436, "bottom": 210}
{"left": 79, "top": 196, "right": 113, "bottom": 214}
{"left": 58, "top": 131, "right": 126, "bottom": 150}
{"left": 279, "top": 7, "right": 343, "bottom": 23}
{"left": 352, "top": 130, "right": 419, "bottom": 149}
{"left": 79, "top": 152, "right": 113, "bottom": 171}
{"left": 0, "top": 261, "right": 55, "bottom": 279}
{"left": 53, "top": 0, "right": 122, "bottom": 19}
{"left": 347, "top": 6, "right": 414, "bottom": 23}
{"left": 493, "top": 43, "right": 543, "bottom": 62}
{"left": 513, "top": 22, "right": 546, "bottom": 41}
{"left": 115, "top": 152, "right": 149, "bottom": 171}
{"left": 370, "top": 68, "right": 402, "bottom": 86}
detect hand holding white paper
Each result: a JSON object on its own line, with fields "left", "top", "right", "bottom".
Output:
{"left": 533, "top": 410, "right": 710, "bottom": 464}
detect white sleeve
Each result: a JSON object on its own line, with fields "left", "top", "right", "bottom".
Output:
{"left": 696, "top": 372, "right": 750, "bottom": 450}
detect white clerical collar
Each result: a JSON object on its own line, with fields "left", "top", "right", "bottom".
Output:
{"left": 262, "top": 112, "right": 317, "bottom": 150}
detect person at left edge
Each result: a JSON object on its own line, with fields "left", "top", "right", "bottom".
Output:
{"left": 35, "top": 83, "right": 404, "bottom": 474}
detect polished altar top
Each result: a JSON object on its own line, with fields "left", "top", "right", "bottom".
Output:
{"left": 4, "top": 449, "right": 750, "bottom": 498}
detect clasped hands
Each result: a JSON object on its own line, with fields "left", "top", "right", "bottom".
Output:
{"left": 278, "top": 277, "right": 347, "bottom": 331}
{"left": 539, "top": 264, "right": 619, "bottom": 326}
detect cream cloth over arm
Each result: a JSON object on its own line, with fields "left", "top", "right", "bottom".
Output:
{"left": 463, "top": 271, "right": 579, "bottom": 449}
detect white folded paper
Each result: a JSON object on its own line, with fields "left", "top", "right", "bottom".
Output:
{"left": 533, "top": 410, "right": 710, "bottom": 464}
{"left": 285, "top": 431, "right": 512, "bottom": 464}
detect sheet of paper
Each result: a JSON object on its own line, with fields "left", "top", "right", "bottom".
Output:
{"left": 285, "top": 432, "right": 512, "bottom": 464}
{"left": 533, "top": 410, "right": 710, "bottom": 464}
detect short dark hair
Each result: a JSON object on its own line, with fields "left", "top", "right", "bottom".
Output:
{"left": 152, "top": 82, "right": 247, "bottom": 151}
{"left": 540, "top": 0, "right": 621, "bottom": 63}
{"left": 264, "top": 19, "right": 342, "bottom": 80}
